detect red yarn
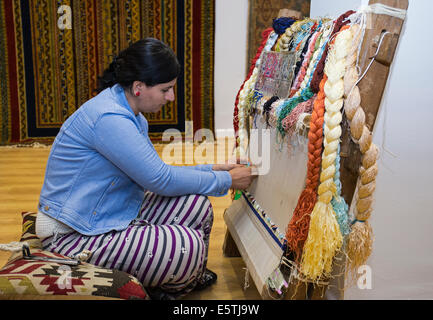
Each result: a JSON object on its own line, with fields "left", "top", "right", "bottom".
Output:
{"left": 233, "top": 28, "right": 273, "bottom": 143}
{"left": 310, "top": 10, "right": 355, "bottom": 93}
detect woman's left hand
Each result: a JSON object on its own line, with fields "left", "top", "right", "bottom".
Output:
{"left": 212, "top": 163, "right": 245, "bottom": 171}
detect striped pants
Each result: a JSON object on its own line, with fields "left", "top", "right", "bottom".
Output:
{"left": 41, "top": 192, "right": 213, "bottom": 293}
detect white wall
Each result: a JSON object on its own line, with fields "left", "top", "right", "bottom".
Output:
{"left": 215, "top": 0, "right": 433, "bottom": 299}
{"left": 214, "top": 0, "right": 248, "bottom": 138}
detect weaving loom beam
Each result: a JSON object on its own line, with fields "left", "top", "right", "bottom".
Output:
{"left": 223, "top": 0, "right": 408, "bottom": 300}
{"left": 340, "top": 0, "right": 409, "bottom": 208}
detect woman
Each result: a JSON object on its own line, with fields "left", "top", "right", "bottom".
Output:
{"left": 35, "top": 38, "right": 255, "bottom": 299}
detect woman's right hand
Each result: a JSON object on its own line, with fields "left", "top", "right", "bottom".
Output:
{"left": 229, "top": 166, "right": 257, "bottom": 190}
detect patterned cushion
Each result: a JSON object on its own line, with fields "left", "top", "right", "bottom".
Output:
{"left": 0, "top": 212, "right": 149, "bottom": 300}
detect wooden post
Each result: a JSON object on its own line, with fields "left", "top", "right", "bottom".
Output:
{"left": 278, "top": 9, "right": 303, "bottom": 19}
{"left": 340, "top": 0, "right": 409, "bottom": 206}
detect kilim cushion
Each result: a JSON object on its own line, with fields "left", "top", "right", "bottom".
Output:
{"left": 0, "top": 212, "right": 149, "bottom": 300}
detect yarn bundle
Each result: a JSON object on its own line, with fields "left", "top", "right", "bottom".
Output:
{"left": 300, "top": 26, "right": 352, "bottom": 281}
{"left": 343, "top": 23, "right": 379, "bottom": 280}
{"left": 232, "top": 9, "right": 382, "bottom": 285}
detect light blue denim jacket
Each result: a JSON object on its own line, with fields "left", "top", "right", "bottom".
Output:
{"left": 38, "top": 84, "right": 232, "bottom": 236}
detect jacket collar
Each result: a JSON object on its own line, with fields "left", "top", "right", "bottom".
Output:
{"left": 110, "top": 84, "right": 136, "bottom": 116}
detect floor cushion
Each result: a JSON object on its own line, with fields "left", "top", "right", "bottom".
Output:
{"left": 0, "top": 212, "right": 149, "bottom": 300}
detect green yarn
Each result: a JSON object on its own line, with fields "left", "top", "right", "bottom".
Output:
{"left": 331, "top": 144, "right": 350, "bottom": 237}
{"left": 277, "top": 87, "right": 314, "bottom": 137}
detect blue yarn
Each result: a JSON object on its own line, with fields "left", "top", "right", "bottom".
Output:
{"left": 292, "top": 22, "right": 314, "bottom": 50}
{"left": 272, "top": 17, "right": 296, "bottom": 35}
{"left": 331, "top": 144, "right": 351, "bottom": 237}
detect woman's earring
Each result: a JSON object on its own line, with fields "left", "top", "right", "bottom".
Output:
{"left": 135, "top": 91, "right": 140, "bottom": 97}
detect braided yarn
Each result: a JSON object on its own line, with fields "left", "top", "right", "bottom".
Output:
{"left": 284, "top": 22, "right": 341, "bottom": 260}
{"left": 331, "top": 144, "right": 350, "bottom": 237}
{"left": 285, "top": 78, "right": 326, "bottom": 260}
{"left": 343, "top": 24, "right": 379, "bottom": 277}
{"left": 276, "top": 19, "right": 311, "bottom": 52}
{"left": 300, "top": 27, "right": 353, "bottom": 281}
{"left": 310, "top": 11, "right": 355, "bottom": 93}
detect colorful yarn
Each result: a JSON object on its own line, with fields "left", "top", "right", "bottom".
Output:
{"left": 277, "top": 19, "right": 312, "bottom": 52}
{"left": 291, "top": 21, "right": 315, "bottom": 51}
{"left": 290, "top": 31, "right": 321, "bottom": 97}
{"left": 300, "top": 27, "right": 353, "bottom": 281}
{"left": 310, "top": 11, "right": 355, "bottom": 93}
{"left": 285, "top": 77, "right": 326, "bottom": 260}
{"left": 293, "top": 27, "right": 316, "bottom": 79}
{"left": 281, "top": 94, "right": 316, "bottom": 136}
{"left": 343, "top": 24, "right": 379, "bottom": 279}
{"left": 277, "top": 88, "right": 314, "bottom": 138}
{"left": 263, "top": 96, "right": 280, "bottom": 127}
{"left": 290, "top": 22, "right": 333, "bottom": 100}
{"left": 265, "top": 99, "right": 285, "bottom": 128}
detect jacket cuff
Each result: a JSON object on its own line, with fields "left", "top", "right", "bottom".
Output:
{"left": 214, "top": 170, "right": 232, "bottom": 196}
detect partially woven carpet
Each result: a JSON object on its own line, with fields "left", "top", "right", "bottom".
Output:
{"left": 0, "top": 0, "right": 215, "bottom": 145}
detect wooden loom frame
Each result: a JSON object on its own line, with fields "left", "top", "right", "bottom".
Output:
{"left": 223, "top": 0, "right": 409, "bottom": 300}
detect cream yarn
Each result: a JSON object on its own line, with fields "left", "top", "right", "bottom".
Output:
{"left": 343, "top": 24, "right": 379, "bottom": 278}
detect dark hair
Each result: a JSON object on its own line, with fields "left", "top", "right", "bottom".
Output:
{"left": 97, "top": 38, "right": 181, "bottom": 93}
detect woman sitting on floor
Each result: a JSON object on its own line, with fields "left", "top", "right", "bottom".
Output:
{"left": 35, "top": 38, "right": 255, "bottom": 299}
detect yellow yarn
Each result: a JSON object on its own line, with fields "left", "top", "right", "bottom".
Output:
{"left": 300, "top": 28, "right": 353, "bottom": 282}
{"left": 277, "top": 19, "right": 313, "bottom": 52}
{"left": 236, "top": 67, "right": 259, "bottom": 157}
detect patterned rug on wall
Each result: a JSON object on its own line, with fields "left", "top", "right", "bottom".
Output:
{"left": 0, "top": 0, "right": 215, "bottom": 145}
{"left": 247, "top": 0, "right": 310, "bottom": 72}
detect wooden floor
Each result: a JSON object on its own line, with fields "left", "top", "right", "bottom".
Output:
{"left": 0, "top": 145, "right": 261, "bottom": 300}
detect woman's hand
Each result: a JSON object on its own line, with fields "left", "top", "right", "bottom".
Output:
{"left": 228, "top": 166, "right": 257, "bottom": 190}
{"left": 212, "top": 163, "right": 244, "bottom": 171}
{"left": 212, "top": 157, "right": 251, "bottom": 172}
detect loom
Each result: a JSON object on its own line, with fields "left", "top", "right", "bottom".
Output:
{"left": 223, "top": 0, "right": 408, "bottom": 299}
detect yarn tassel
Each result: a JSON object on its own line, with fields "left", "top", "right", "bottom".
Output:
{"left": 346, "top": 220, "right": 373, "bottom": 274}
{"left": 300, "top": 199, "right": 343, "bottom": 280}
{"left": 300, "top": 26, "right": 353, "bottom": 281}
{"left": 342, "top": 24, "right": 379, "bottom": 278}
{"left": 285, "top": 188, "right": 316, "bottom": 259}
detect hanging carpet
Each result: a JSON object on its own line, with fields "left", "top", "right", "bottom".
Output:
{"left": 0, "top": 0, "right": 215, "bottom": 145}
